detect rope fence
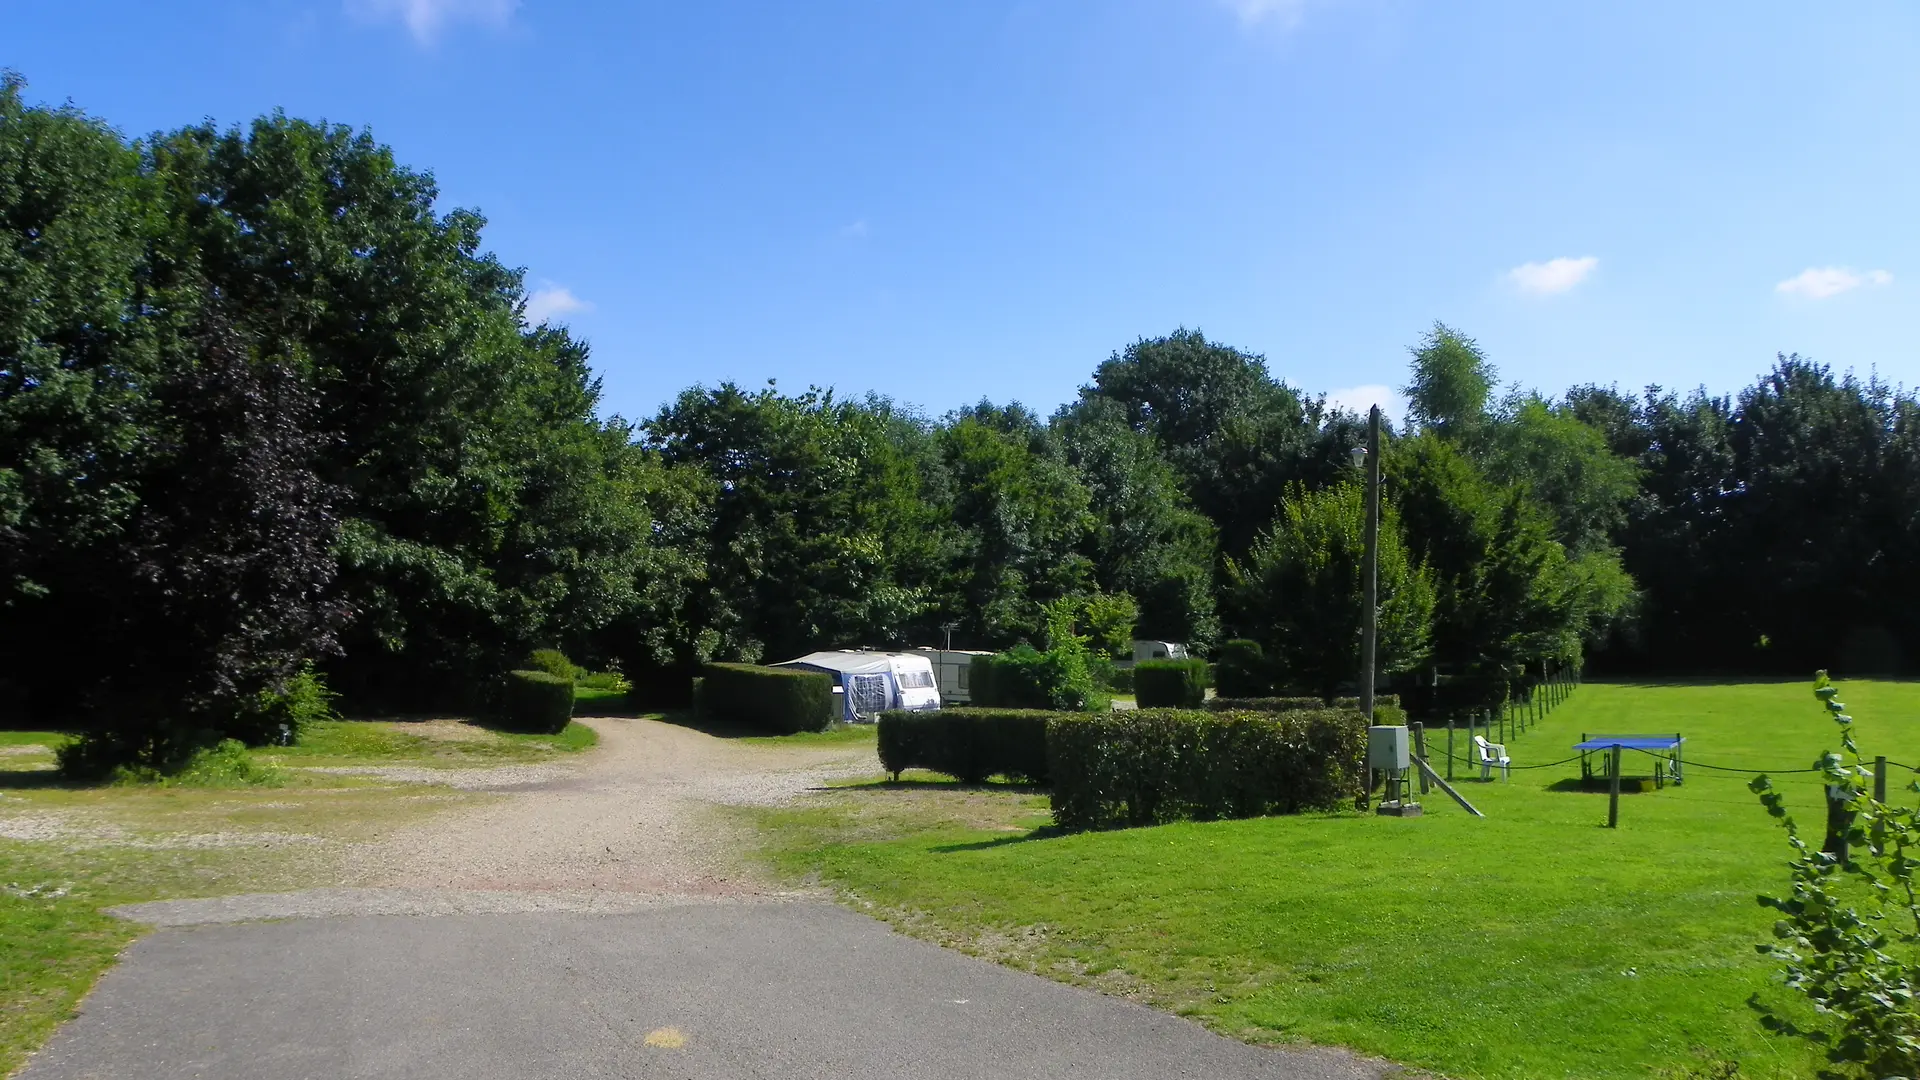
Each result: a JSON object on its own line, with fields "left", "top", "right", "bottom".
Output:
{"left": 1428, "top": 745, "right": 1849, "bottom": 777}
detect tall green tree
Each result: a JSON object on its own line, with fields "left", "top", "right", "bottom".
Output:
{"left": 1224, "top": 483, "right": 1434, "bottom": 699}
{"left": 647, "top": 383, "right": 937, "bottom": 664}
{"left": 1484, "top": 394, "right": 1641, "bottom": 557}
{"left": 1052, "top": 397, "right": 1218, "bottom": 649}
{"left": 1389, "top": 433, "right": 1623, "bottom": 705}
{"left": 932, "top": 402, "right": 1094, "bottom": 647}
{"left": 143, "top": 112, "right": 651, "bottom": 706}
{"left": 1083, "top": 328, "right": 1324, "bottom": 558}
{"left": 1403, "top": 322, "right": 1496, "bottom": 442}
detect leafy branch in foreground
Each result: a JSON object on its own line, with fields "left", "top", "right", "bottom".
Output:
{"left": 1748, "top": 671, "right": 1920, "bottom": 1078}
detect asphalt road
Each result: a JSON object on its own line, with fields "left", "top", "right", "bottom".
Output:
{"left": 19, "top": 902, "right": 1389, "bottom": 1080}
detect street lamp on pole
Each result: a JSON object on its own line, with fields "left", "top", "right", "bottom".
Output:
{"left": 1348, "top": 406, "right": 1382, "bottom": 722}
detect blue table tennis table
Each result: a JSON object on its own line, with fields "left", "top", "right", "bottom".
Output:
{"left": 1575, "top": 733, "right": 1685, "bottom": 788}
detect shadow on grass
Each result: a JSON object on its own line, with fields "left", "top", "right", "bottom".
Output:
{"left": 1543, "top": 776, "right": 1664, "bottom": 794}
{"left": 0, "top": 770, "right": 86, "bottom": 791}
{"left": 829, "top": 776, "right": 1048, "bottom": 796}
{"left": 646, "top": 709, "right": 839, "bottom": 740}
{"left": 929, "top": 825, "right": 1069, "bottom": 853}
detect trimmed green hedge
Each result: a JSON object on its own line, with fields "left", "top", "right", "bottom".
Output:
{"left": 1134, "top": 658, "right": 1208, "bottom": 708}
{"left": 1047, "top": 708, "right": 1368, "bottom": 831}
{"left": 502, "top": 670, "right": 575, "bottom": 734}
{"left": 699, "top": 663, "right": 834, "bottom": 734}
{"left": 877, "top": 708, "right": 1052, "bottom": 784}
{"left": 1208, "top": 695, "right": 1406, "bottom": 727}
{"left": 1333, "top": 694, "right": 1401, "bottom": 711}
{"left": 1205, "top": 696, "right": 1327, "bottom": 713}
{"left": 1211, "top": 639, "right": 1272, "bottom": 698}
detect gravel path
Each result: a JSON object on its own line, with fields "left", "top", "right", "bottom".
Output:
{"left": 113, "top": 717, "right": 877, "bottom": 924}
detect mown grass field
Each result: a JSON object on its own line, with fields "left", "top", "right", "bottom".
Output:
{"left": 0, "top": 714, "right": 601, "bottom": 1077}
{"left": 748, "top": 679, "right": 1920, "bottom": 1079}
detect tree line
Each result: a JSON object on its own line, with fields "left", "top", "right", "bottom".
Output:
{"left": 3, "top": 79, "right": 1914, "bottom": 764}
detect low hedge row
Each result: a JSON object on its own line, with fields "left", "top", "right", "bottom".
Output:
{"left": 876, "top": 708, "right": 1051, "bottom": 783}
{"left": 1205, "top": 696, "right": 1326, "bottom": 713}
{"left": 502, "top": 670, "right": 575, "bottom": 734}
{"left": 1206, "top": 694, "right": 1403, "bottom": 717}
{"left": 1333, "top": 694, "right": 1401, "bottom": 711}
{"left": 1133, "top": 658, "right": 1208, "bottom": 708}
{"left": 1047, "top": 708, "right": 1368, "bottom": 831}
{"left": 699, "top": 662, "right": 834, "bottom": 733}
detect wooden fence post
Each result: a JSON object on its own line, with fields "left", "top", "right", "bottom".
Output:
{"left": 1874, "top": 756, "right": 1889, "bottom": 849}
{"left": 1413, "top": 723, "right": 1429, "bottom": 794}
{"left": 1447, "top": 720, "right": 1455, "bottom": 782}
{"left": 1824, "top": 784, "right": 1852, "bottom": 864}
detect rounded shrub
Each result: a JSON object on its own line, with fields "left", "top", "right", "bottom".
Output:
{"left": 503, "top": 669, "right": 576, "bottom": 734}
{"left": 1212, "top": 639, "right": 1272, "bottom": 698}
{"left": 1134, "top": 658, "right": 1208, "bottom": 708}
{"left": 526, "top": 648, "right": 583, "bottom": 681}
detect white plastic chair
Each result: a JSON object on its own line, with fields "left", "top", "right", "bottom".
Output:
{"left": 1473, "top": 735, "right": 1511, "bottom": 781}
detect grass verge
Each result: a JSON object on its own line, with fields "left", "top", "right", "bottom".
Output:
{"left": 255, "top": 718, "right": 597, "bottom": 768}
{"left": 742, "top": 679, "right": 1920, "bottom": 1079}
{"left": 737, "top": 723, "right": 879, "bottom": 748}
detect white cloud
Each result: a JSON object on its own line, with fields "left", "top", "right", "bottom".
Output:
{"left": 346, "top": 0, "right": 517, "bottom": 43}
{"left": 1222, "top": 0, "right": 1310, "bottom": 27}
{"left": 1323, "top": 384, "right": 1407, "bottom": 425}
{"left": 523, "top": 283, "right": 591, "bottom": 325}
{"left": 1775, "top": 266, "right": 1893, "bottom": 300}
{"left": 1507, "top": 256, "right": 1599, "bottom": 296}
{"left": 839, "top": 220, "right": 870, "bottom": 239}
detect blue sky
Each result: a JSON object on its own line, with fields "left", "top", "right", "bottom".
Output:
{"left": 10, "top": 1, "right": 1917, "bottom": 424}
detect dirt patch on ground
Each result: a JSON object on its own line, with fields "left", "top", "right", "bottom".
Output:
{"left": 390, "top": 718, "right": 499, "bottom": 744}
{"left": 101, "top": 717, "right": 880, "bottom": 923}
{"left": 336, "top": 716, "right": 876, "bottom": 897}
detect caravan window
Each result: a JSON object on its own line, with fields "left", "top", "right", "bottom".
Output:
{"left": 898, "top": 668, "right": 935, "bottom": 689}
{"left": 958, "top": 665, "right": 970, "bottom": 690}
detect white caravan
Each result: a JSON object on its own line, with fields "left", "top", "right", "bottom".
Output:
{"left": 773, "top": 650, "right": 942, "bottom": 722}
{"left": 904, "top": 648, "right": 995, "bottom": 705}
{"left": 1122, "top": 640, "right": 1189, "bottom": 667}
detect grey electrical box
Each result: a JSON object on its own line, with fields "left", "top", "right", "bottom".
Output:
{"left": 1367, "top": 725, "right": 1410, "bottom": 771}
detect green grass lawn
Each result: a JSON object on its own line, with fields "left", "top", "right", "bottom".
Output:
{"left": 736, "top": 723, "right": 879, "bottom": 748}
{"left": 748, "top": 678, "right": 1920, "bottom": 1080}
{"left": 255, "top": 718, "right": 597, "bottom": 768}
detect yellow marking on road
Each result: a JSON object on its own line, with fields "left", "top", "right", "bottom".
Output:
{"left": 644, "top": 1027, "right": 686, "bottom": 1049}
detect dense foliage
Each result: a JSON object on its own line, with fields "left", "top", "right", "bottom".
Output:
{"left": 1750, "top": 673, "right": 1920, "bottom": 1077}
{"left": 7, "top": 80, "right": 1918, "bottom": 766}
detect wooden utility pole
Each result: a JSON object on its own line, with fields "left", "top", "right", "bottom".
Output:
{"left": 1359, "top": 405, "right": 1381, "bottom": 721}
